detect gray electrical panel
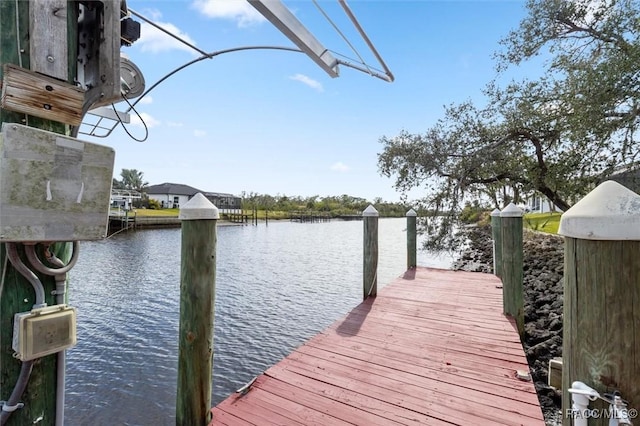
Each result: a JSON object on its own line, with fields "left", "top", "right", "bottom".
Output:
{"left": 0, "top": 123, "right": 115, "bottom": 242}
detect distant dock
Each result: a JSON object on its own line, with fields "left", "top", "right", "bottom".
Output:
{"left": 209, "top": 267, "right": 544, "bottom": 425}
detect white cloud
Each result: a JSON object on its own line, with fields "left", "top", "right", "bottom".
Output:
{"left": 137, "top": 96, "right": 153, "bottom": 105}
{"left": 330, "top": 162, "right": 349, "bottom": 172}
{"left": 167, "top": 121, "right": 184, "bottom": 128}
{"left": 135, "top": 11, "right": 198, "bottom": 54}
{"left": 131, "top": 112, "right": 161, "bottom": 129}
{"left": 194, "top": 129, "right": 207, "bottom": 137}
{"left": 289, "top": 74, "right": 324, "bottom": 92}
{"left": 192, "top": 0, "right": 264, "bottom": 27}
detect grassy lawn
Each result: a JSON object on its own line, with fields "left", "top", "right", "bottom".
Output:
{"left": 523, "top": 212, "right": 562, "bottom": 234}
{"left": 133, "top": 208, "right": 179, "bottom": 217}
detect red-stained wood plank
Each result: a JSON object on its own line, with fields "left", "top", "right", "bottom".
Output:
{"left": 209, "top": 267, "right": 545, "bottom": 426}
{"left": 297, "top": 337, "right": 538, "bottom": 399}
{"left": 209, "top": 408, "right": 255, "bottom": 426}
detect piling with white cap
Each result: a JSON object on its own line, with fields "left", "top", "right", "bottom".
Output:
{"left": 559, "top": 181, "right": 640, "bottom": 424}
{"left": 176, "top": 193, "right": 219, "bottom": 425}
{"left": 363, "top": 205, "right": 379, "bottom": 299}
{"left": 406, "top": 209, "right": 417, "bottom": 270}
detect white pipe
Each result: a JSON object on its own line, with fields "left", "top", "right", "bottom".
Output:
{"left": 47, "top": 246, "right": 73, "bottom": 426}
{"left": 568, "top": 381, "right": 600, "bottom": 426}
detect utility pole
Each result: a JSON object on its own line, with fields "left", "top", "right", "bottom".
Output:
{"left": 0, "top": 2, "right": 77, "bottom": 424}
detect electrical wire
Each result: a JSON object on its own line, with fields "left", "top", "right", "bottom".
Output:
{"left": 0, "top": 249, "right": 8, "bottom": 302}
{"left": 112, "top": 97, "right": 148, "bottom": 143}
{"left": 13, "top": 0, "right": 22, "bottom": 68}
{"left": 0, "top": 360, "right": 33, "bottom": 425}
{"left": 81, "top": 46, "right": 303, "bottom": 139}
{"left": 6, "top": 243, "right": 46, "bottom": 308}
{"left": 24, "top": 242, "right": 79, "bottom": 276}
{"left": 128, "top": 8, "right": 211, "bottom": 58}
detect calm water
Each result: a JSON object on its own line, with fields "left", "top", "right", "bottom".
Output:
{"left": 65, "top": 218, "right": 453, "bottom": 425}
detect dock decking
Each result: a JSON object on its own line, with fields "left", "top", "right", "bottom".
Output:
{"left": 209, "top": 267, "right": 545, "bottom": 425}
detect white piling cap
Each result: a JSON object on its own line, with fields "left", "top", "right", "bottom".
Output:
{"left": 490, "top": 208, "right": 501, "bottom": 217}
{"left": 500, "top": 203, "right": 524, "bottom": 217}
{"left": 362, "top": 205, "right": 379, "bottom": 217}
{"left": 558, "top": 180, "right": 640, "bottom": 240}
{"left": 179, "top": 193, "right": 220, "bottom": 220}
{"left": 406, "top": 208, "right": 417, "bottom": 217}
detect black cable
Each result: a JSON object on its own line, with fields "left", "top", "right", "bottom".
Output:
{"left": 113, "top": 97, "right": 149, "bottom": 143}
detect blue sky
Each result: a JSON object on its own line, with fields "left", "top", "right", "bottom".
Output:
{"left": 84, "top": 0, "right": 535, "bottom": 202}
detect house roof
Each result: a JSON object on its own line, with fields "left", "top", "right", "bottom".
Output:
{"left": 146, "top": 183, "right": 203, "bottom": 196}
{"left": 146, "top": 183, "right": 240, "bottom": 199}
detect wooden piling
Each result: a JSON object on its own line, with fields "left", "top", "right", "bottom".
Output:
{"left": 176, "top": 193, "right": 219, "bottom": 426}
{"left": 363, "top": 205, "right": 379, "bottom": 300}
{"left": 490, "top": 208, "right": 502, "bottom": 278}
{"left": 500, "top": 203, "right": 524, "bottom": 337}
{"left": 406, "top": 209, "right": 417, "bottom": 270}
{"left": 0, "top": 1, "right": 77, "bottom": 424}
{"left": 558, "top": 181, "right": 640, "bottom": 425}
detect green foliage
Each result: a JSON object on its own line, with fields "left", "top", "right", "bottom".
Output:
{"left": 523, "top": 212, "right": 561, "bottom": 234}
{"left": 147, "top": 199, "right": 161, "bottom": 210}
{"left": 378, "top": 0, "right": 640, "bottom": 250}
{"left": 239, "top": 191, "right": 409, "bottom": 218}
{"left": 459, "top": 201, "right": 487, "bottom": 224}
{"left": 113, "top": 169, "right": 149, "bottom": 193}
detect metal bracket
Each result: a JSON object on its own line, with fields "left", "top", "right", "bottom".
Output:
{"left": 0, "top": 401, "right": 25, "bottom": 413}
{"left": 235, "top": 376, "right": 257, "bottom": 396}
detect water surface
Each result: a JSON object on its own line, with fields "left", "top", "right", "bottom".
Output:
{"left": 65, "top": 218, "right": 452, "bottom": 425}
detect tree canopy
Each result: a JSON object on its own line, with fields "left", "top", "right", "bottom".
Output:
{"left": 378, "top": 0, "right": 640, "bottom": 250}
{"left": 112, "top": 169, "right": 148, "bottom": 192}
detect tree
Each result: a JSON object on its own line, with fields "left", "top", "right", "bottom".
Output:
{"left": 378, "top": 0, "right": 640, "bottom": 250}
{"left": 119, "top": 169, "right": 149, "bottom": 193}
{"left": 112, "top": 178, "right": 125, "bottom": 190}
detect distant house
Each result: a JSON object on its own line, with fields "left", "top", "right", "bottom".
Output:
{"left": 146, "top": 182, "right": 242, "bottom": 212}
{"left": 524, "top": 194, "right": 561, "bottom": 214}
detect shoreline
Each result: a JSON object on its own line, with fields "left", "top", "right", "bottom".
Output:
{"left": 452, "top": 225, "right": 563, "bottom": 426}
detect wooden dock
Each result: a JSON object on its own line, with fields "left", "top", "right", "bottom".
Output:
{"left": 209, "top": 267, "right": 545, "bottom": 426}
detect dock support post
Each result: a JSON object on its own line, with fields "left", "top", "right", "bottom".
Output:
{"left": 490, "top": 208, "right": 502, "bottom": 277}
{"left": 558, "top": 181, "right": 640, "bottom": 425}
{"left": 363, "top": 205, "right": 379, "bottom": 300}
{"left": 176, "top": 193, "right": 219, "bottom": 426}
{"left": 0, "top": 2, "right": 78, "bottom": 423}
{"left": 500, "top": 203, "right": 524, "bottom": 337}
{"left": 406, "top": 208, "right": 417, "bottom": 270}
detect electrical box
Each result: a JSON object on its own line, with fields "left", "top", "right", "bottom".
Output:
{"left": 0, "top": 123, "right": 115, "bottom": 242}
{"left": 12, "top": 305, "right": 77, "bottom": 361}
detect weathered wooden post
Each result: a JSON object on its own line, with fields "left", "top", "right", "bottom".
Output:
{"left": 500, "top": 203, "right": 524, "bottom": 337}
{"left": 363, "top": 205, "right": 379, "bottom": 300}
{"left": 406, "top": 208, "right": 417, "bottom": 270}
{"left": 558, "top": 181, "right": 640, "bottom": 425}
{"left": 0, "top": 2, "right": 80, "bottom": 424}
{"left": 176, "top": 193, "right": 219, "bottom": 426}
{"left": 490, "top": 208, "right": 502, "bottom": 278}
